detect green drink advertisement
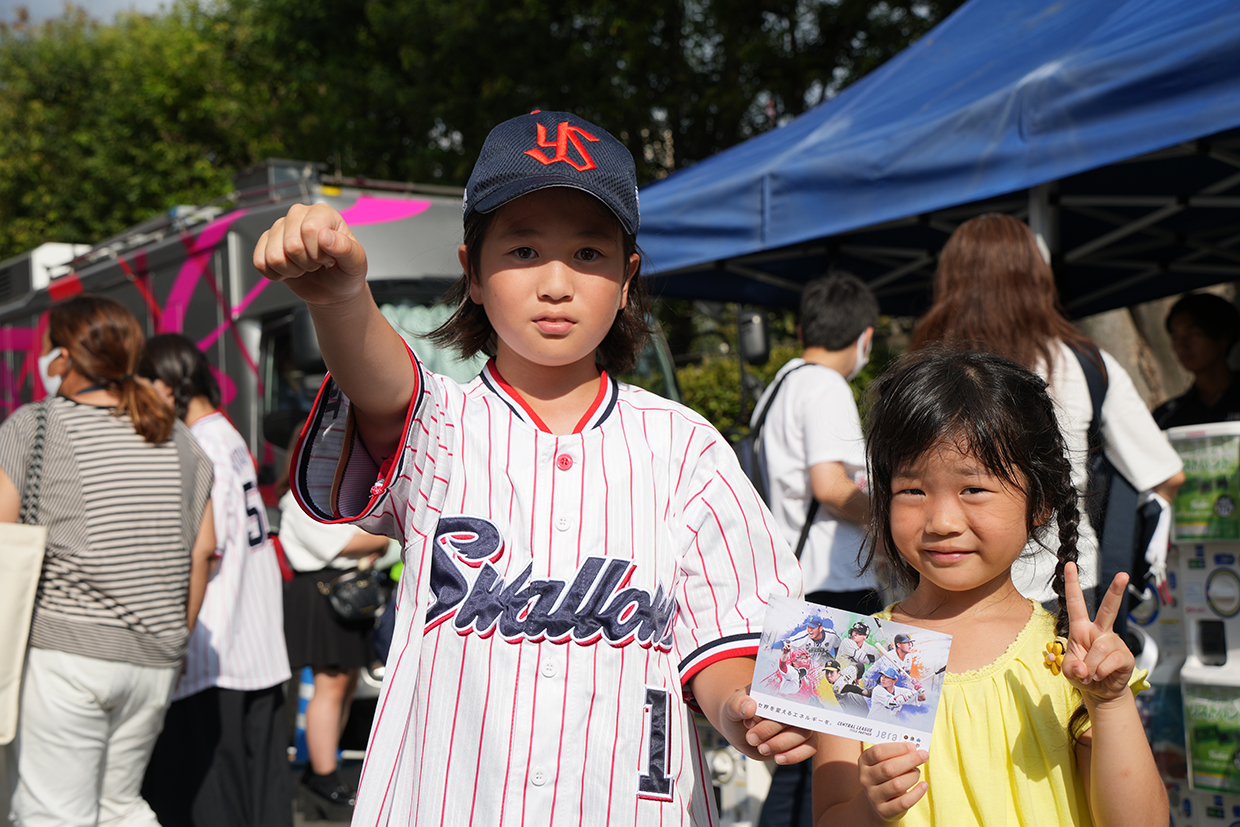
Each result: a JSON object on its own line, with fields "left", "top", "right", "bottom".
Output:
{"left": 1185, "top": 683, "right": 1240, "bottom": 793}
{"left": 1171, "top": 434, "right": 1240, "bottom": 541}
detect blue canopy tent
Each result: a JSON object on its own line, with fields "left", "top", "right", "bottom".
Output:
{"left": 637, "top": 0, "right": 1240, "bottom": 318}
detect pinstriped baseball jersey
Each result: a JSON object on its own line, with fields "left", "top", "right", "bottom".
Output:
{"left": 292, "top": 348, "right": 802, "bottom": 826}
{"left": 174, "top": 412, "right": 290, "bottom": 699}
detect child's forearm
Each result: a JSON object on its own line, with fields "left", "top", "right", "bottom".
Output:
{"left": 688, "top": 656, "right": 767, "bottom": 760}
{"left": 307, "top": 286, "right": 416, "bottom": 462}
{"left": 1081, "top": 693, "right": 1168, "bottom": 827}
{"left": 816, "top": 795, "right": 895, "bottom": 827}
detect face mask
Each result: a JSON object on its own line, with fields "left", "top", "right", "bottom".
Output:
{"left": 846, "top": 332, "right": 872, "bottom": 381}
{"left": 38, "top": 347, "right": 63, "bottom": 397}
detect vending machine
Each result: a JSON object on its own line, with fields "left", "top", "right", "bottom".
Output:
{"left": 1171, "top": 421, "right": 1240, "bottom": 826}
{"left": 1132, "top": 540, "right": 1195, "bottom": 825}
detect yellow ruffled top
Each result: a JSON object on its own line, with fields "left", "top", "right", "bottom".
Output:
{"left": 871, "top": 600, "right": 1149, "bottom": 827}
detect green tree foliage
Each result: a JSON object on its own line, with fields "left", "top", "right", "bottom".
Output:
{"left": 0, "top": 3, "right": 278, "bottom": 258}
{"left": 220, "top": 0, "right": 965, "bottom": 185}
{"left": 673, "top": 309, "right": 902, "bottom": 434}
{"left": 0, "top": 0, "right": 963, "bottom": 258}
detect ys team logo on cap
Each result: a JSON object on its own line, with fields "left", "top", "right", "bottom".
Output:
{"left": 526, "top": 122, "right": 599, "bottom": 171}
{"left": 464, "top": 110, "right": 640, "bottom": 235}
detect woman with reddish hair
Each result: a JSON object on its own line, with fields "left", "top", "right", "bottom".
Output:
{"left": 911, "top": 213, "right": 1184, "bottom": 605}
{"left": 0, "top": 294, "right": 215, "bottom": 827}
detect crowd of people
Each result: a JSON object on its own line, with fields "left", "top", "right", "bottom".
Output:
{"left": 1, "top": 107, "right": 1234, "bottom": 827}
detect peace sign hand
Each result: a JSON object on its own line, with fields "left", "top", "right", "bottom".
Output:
{"left": 1058, "top": 562, "right": 1135, "bottom": 704}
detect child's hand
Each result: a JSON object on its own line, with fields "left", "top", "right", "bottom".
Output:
{"left": 858, "top": 742, "right": 928, "bottom": 822}
{"left": 1059, "top": 561, "right": 1135, "bottom": 703}
{"left": 253, "top": 203, "right": 369, "bottom": 308}
{"left": 727, "top": 693, "right": 816, "bottom": 764}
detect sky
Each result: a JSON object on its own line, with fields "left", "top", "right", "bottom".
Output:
{"left": 0, "top": 0, "right": 170, "bottom": 24}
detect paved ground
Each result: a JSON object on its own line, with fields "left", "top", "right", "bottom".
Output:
{"left": 1, "top": 748, "right": 362, "bottom": 827}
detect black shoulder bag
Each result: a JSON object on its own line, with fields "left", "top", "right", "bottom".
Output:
{"left": 1069, "top": 345, "right": 1162, "bottom": 637}
{"left": 740, "top": 362, "right": 820, "bottom": 560}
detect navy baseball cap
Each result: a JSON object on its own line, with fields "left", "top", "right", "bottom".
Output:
{"left": 807, "top": 615, "right": 833, "bottom": 629}
{"left": 464, "top": 110, "right": 640, "bottom": 235}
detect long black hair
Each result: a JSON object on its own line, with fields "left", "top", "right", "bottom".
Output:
{"left": 138, "top": 333, "right": 220, "bottom": 421}
{"left": 863, "top": 346, "right": 1089, "bottom": 735}
{"left": 863, "top": 347, "right": 1079, "bottom": 635}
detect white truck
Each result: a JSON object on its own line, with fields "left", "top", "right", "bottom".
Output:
{"left": 0, "top": 159, "right": 681, "bottom": 491}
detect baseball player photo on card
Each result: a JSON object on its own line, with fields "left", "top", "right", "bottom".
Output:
{"left": 751, "top": 595, "right": 952, "bottom": 749}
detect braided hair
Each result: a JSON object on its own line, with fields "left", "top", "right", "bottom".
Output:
{"left": 862, "top": 346, "right": 1088, "bottom": 737}
{"left": 862, "top": 347, "right": 1079, "bottom": 635}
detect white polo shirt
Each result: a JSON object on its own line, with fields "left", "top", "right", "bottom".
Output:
{"left": 753, "top": 359, "right": 876, "bottom": 594}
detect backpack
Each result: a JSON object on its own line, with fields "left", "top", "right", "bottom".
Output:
{"left": 1069, "top": 345, "right": 1163, "bottom": 636}
{"left": 732, "top": 362, "right": 819, "bottom": 559}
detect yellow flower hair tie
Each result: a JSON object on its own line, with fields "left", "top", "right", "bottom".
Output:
{"left": 1044, "top": 637, "right": 1067, "bottom": 676}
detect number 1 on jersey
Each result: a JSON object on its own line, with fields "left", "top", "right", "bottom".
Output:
{"left": 637, "top": 686, "right": 674, "bottom": 801}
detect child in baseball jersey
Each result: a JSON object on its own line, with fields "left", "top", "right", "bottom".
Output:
{"left": 813, "top": 348, "right": 1165, "bottom": 827}
{"left": 254, "top": 110, "right": 812, "bottom": 825}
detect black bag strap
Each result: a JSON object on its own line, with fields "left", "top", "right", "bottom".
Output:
{"left": 1068, "top": 344, "right": 1138, "bottom": 634}
{"left": 751, "top": 361, "right": 814, "bottom": 437}
{"left": 793, "top": 500, "right": 820, "bottom": 561}
{"left": 19, "top": 400, "right": 48, "bottom": 526}
{"left": 752, "top": 362, "right": 825, "bottom": 561}
{"left": 1073, "top": 345, "right": 1106, "bottom": 456}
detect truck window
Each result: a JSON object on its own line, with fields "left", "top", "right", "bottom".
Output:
{"left": 378, "top": 299, "right": 486, "bottom": 383}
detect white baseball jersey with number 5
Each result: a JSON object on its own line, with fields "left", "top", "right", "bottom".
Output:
{"left": 292, "top": 349, "right": 801, "bottom": 826}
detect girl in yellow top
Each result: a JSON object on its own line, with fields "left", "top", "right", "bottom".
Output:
{"left": 813, "top": 347, "right": 1166, "bottom": 827}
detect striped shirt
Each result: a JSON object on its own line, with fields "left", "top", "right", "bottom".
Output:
{"left": 173, "top": 412, "right": 290, "bottom": 699}
{"left": 292, "top": 351, "right": 802, "bottom": 826}
{"left": 0, "top": 398, "right": 213, "bottom": 668}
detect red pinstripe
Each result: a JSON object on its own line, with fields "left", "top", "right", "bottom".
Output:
{"left": 692, "top": 725, "right": 718, "bottom": 827}
{"left": 366, "top": 541, "right": 422, "bottom": 824}
{"left": 685, "top": 527, "right": 716, "bottom": 631}
{"left": 717, "top": 473, "right": 767, "bottom": 606}
{"left": 576, "top": 646, "right": 599, "bottom": 823}
{"left": 467, "top": 620, "right": 499, "bottom": 823}
{"left": 618, "top": 408, "right": 636, "bottom": 563}
{"left": 484, "top": 398, "right": 494, "bottom": 511}
{"left": 574, "top": 441, "right": 585, "bottom": 566}
{"left": 750, "top": 484, "right": 792, "bottom": 596}
{"left": 411, "top": 625, "right": 444, "bottom": 820}
{"left": 643, "top": 411, "right": 660, "bottom": 582}
{"left": 683, "top": 479, "right": 711, "bottom": 510}
{"left": 520, "top": 645, "right": 544, "bottom": 824}
{"left": 438, "top": 633, "right": 472, "bottom": 817}
{"left": 498, "top": 641, "right": 526, "bottom": 824}
{"left": 457, "top": 392, "right": 469, "bottom": 513}
{"left": 702, "top": 498, "right": 742, "bottom": 614}
{"left": 604, "top": 654, "right": 625, "bottom": 827}
{"left": 548, "top": 650, "right": 570, "bottom": 823}
{"left": 549, "top": 436, "right": 558, "bottom": 577}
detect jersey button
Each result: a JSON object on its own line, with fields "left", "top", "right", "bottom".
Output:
{"left": 531, "top": 769, "right": 548, "bottom": 786}
{"left": 555, "top": 516, "right": 570, "bottom": 532}
{"left": 555, "top": 454, "right": 573, "bottom": 471}
{"left": 541, "top": 661, "right": 557, "bottom": 677}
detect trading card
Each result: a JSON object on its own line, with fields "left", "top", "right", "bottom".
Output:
{"left": 751, "top": 595, "right": 952, "bottom": 748}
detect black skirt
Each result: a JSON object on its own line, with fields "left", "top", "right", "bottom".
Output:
{"left": 284, "top": 569, "right": 372, "bottom": 671}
